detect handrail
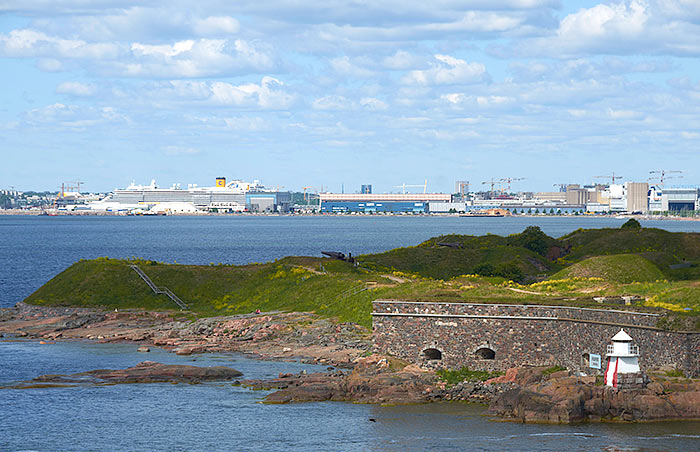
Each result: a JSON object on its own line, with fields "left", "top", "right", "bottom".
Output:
{"left": 129, "top": 265, "right": 188, "bottom": 310}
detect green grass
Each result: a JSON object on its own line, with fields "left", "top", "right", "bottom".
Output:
{"left": 360, "top": 229, "right": 560, "bottom": 283}
{"left": 550, "top": 254, "right": 666, "bottom": 283}
{"left": 25, "top": 257, "right": 380, "bottom": 327}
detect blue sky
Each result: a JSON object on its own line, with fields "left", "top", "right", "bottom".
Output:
{"left": 1, "top": 0, "right": 699, "bottom": 193}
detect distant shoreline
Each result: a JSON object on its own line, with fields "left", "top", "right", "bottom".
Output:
{"left": 1, "top": 209, "right": 699, "bottom": 222}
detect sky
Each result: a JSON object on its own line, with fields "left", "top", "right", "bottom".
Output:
{"left": 0, "top": 0, "right": 699, "bottom": 193}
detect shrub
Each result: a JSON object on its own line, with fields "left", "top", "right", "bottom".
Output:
{"left": 621, "top": 218, "right": 642, "bottom": 230}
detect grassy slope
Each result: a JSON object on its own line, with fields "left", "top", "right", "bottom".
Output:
{"left": 25, "top": 257, "right": 395, "bottom": 327}
{"left": 550, "top": 254, "right": 666, "bottom": 283}
{"left": 560, "top": 227, "right": 700, "bottom": 280}
{"left": 359, "top": 233, "right": 558, "bottom": 282}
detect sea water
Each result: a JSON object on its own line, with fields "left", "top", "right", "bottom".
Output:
{"left": 1, "top": 340, "right": 699, "bottom": 452}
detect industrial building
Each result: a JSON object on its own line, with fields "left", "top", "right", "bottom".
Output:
{"left": 320, "top": 193, "right": 451, "bottom": 213}
{"left": 649, "top": 186, "right": 700, "bottom": 212}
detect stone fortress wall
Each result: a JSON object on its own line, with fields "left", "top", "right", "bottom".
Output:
{"left": 372, "top": 300, "right": 700, "bottom": 377}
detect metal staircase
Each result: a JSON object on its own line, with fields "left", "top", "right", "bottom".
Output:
{"left": 129, "top": 265, "right": 188, "bottom": 310}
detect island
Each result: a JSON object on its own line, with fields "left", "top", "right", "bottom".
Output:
{"left": 1, "top": 219, "right": 699, "bottom": 423}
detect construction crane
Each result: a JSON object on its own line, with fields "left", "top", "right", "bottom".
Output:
{"left": 455, "top": 180, "right": 469, "bottom": 197}
{"left": 302, "top": 186, "right": 313, "bottom": 203}
{"left": 57, "top": 180, "right": 84, "bottom": 199}
{"left": 499, "top": 177, "right": 524, "bottom": 193}
{"left": 482, "top": 178, "right": 500, "bottom": 195}
{"left": 649, "top": 170, "right": 683, "bottom": 186}
{"left": 394, "top": 180, "right": 427, "bottom": 194}
{"left": 594, "top": 172, "right": 623, "bottom": 185}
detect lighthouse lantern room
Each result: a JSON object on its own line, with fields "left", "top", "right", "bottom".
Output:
{"left": 604, "top": 329, "right": 640, "bottom": 387}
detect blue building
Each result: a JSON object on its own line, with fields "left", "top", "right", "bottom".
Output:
{"left": 320, "top": 193, "right": 451, "bottom": 213}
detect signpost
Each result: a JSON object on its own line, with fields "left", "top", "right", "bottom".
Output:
{"left": 589, "top": 353, "right": 601, "bottom": 370}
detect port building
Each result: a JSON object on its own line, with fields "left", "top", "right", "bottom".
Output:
{"left": 319, "top": 193, "right": 451, "bottom": 213}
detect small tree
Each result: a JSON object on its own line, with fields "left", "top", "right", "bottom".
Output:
{"left": 621, "top": 218, "right": 642, "bottom": 230}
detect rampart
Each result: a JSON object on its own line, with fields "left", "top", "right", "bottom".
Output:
{"left": 372, "top": 300, "right": 700, "bottom": 377}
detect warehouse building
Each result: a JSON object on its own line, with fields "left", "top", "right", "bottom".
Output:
{"left": 319, "top": 193, "right": 451, "bottom": 213}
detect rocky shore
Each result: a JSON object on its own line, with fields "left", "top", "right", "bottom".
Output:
{"left": 0, "top": 303, "right": 370, "bottom": 367}
{"left": 488, "top": 367, "right": 700, "bottom": 423}
{"left": 3, "top": 303, "right": 700, "bottom": 423}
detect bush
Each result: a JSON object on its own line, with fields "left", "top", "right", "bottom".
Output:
{"left": 621, "top": 218, "right": 641, "bottom": 230}
{"left": 506, "top": 226, "right": 553, "bottom": 256}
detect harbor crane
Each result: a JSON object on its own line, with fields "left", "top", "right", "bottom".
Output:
{"left": 649, "top": 170, "right": 683, "bottom": 186}
{"left": 594, "top": 173, "right": 623, "bottom": 185}
{"left": 394, "top": 179, "right": 428, "bottom": 194}
{"left": 499, "top": 177, "right": 524, "bottom": 192}
{"left": 553, "top": 183, "right": 568, "bottom": 192}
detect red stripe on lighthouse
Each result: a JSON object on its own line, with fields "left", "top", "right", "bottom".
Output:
{"left": 612, "top": 357, "right": 619, "bottom": 388}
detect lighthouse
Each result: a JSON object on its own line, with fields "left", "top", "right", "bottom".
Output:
{"left": 604, "top": 329, "right": 640, "bottom": 388}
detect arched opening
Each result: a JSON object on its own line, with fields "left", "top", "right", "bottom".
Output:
{"left": 475, "top": 347, "right": 495, "bottom": 360}
{"left": 423, "top": 348, "right": 442, "bottom": 360}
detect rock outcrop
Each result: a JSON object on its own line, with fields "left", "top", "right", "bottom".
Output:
{"left": 488, "top": 368, "right": 700, "bottom": 423}
{"left": 31, "top": 361, "right": 243, "bottom": 385}
{"left": 242, "top": 355, "right": 514, "bottom": 405}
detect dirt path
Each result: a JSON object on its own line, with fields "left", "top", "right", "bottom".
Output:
{"left": 507, "top": 287, "right": 545, "bottom": 295}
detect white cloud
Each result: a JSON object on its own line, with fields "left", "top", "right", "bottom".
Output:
{"left": 440, "top": 93, "right": 515, "bottom": 108}
{"left": 36, "top": 58, "right": 64, "bottom": 72}
{"left": 207, "top": 76, "right": 295, "bottom": 109}
{"left": 382, "top": 50, "right": 425, "bottom": 70}
{"left": 360, "top": 97, "right": 388, "bottom": 110}
{"left": 403, "top": 54, "right": 488, "bottom": 85}
{"left": 501, "top": 0, "right": 700, "bottom": 57}
{"left": 22, "top": 103, "right": 129, "bottom": 128}
{"left": 56, "top": 81, "right": 97, "bottom": 96}
{"left": 312, "top": 95, "right": 353, "bottom": 110}
{"left": 223, "top": 116, "right": 269, "bottom": 131}
{"left": 0, "top": 29, "right": 120, "bottom": 59}
{"left": 0, "top": 28, "right": 273, "bottom": 78}
{"left": 330, "top": 56, "right": 375, "bottom": 77}
{"left": 606, "top": 108, "right": 644, "bottom": 119}
{"left": 122, "top": 38, "right": 273, "bottom": 78}
{"left": 192, "top": 16, "right": 240, "bottom": 36}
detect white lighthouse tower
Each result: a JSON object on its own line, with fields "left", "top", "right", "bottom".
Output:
{"left": 604, "top": 329, "right": 640, "bottom": 387}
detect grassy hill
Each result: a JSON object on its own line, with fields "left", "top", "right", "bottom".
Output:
{"left": 25, "top": 257, "right": 382, "bottom": 326}
{"left": 22, "top": 225, "right": 700, "bottom": 331}
{"left": 550, "top": 254, "right": 665, "bottom": 283}
{"left": 360, "top": 227, "right": 562, "bottom": 283}
{"left": 361, "top": 223, "right": 700, "bottom": 282}
{"left": 559, "top": 226, "right": 700, "bottom": 280}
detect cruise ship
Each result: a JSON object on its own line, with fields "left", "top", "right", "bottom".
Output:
{"left": 89, "top": 177, "right": 291, "bottom": 213}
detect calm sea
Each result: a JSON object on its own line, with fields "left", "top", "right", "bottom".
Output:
{"left": 2, "top": 215, "right": 700, "bottom": 451}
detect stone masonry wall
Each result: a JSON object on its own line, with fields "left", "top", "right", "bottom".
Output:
{"left": 372, "top": 301, "right": 700, "bottom": 377}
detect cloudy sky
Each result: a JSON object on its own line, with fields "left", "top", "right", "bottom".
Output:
{"left": 1, "top": 0, "right": 699, "bottom": 193}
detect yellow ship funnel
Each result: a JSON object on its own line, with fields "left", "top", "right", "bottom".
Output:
{"left": 216, "top": 177, "right": 226, "bottom": 187}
